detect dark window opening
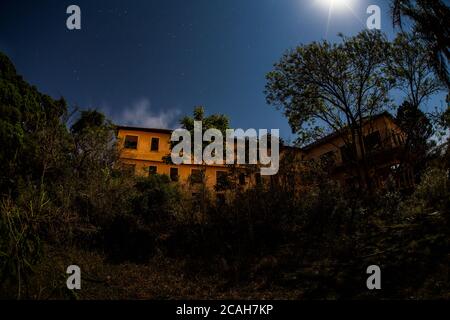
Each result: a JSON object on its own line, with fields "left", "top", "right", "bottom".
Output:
{"left": 216, "top": 171, "right": 227, "bottom": 184}
{"left": 170, "top": 167, "right": 179, "bottom": 181}
{"left": 124, "top": 135, "right": 138, "bottom": 149}
{"left": 216, "top": 171, "right": 229, "bottom": 190}
{"left": 239, "top": 173, "right": 246, "bottom": 185}
{"left": 151, "top": 137, "right": 160, "bottom": 151}
{"left": 190, "top": 169, "right": 204, "bottom": 184}
{"left": 148, "top": 166, "right": 157, "bottom": 175}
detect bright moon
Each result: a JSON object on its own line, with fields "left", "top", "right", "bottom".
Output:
{"left": 318, "top": 0, "right": 354, "bottom": 11}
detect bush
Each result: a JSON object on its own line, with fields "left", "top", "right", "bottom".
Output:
{"left": 413, "top": 167, "right": 449, "bottom": 210}
{"left": 0, "top": 191, "right": 47, "bottom": 299}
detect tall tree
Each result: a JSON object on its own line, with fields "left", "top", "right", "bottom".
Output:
{"left": 392, "top": 0, "right": 450, "bottom": 88}
{"left": 396, "top": 100, "right": 433, "bottom": 181}
{"left": 179, "top": 106, "right": 230, "bottom": 138}
{"left": 265, "top": 30, "right": 393, "bottom": 189}
{"left": 389, "top": 32, "right": 443, "bottom": 109}
{"left": 164, "top": 105, "right": 230, "bottom": 165}
{"left": 388, "top": 32, "right": 440, "bottom": 181}
{"left": 0, "top": 52, "right": 70, "bottom": 194}
{"left": 71, "top": 110, "right": 118, "bottom": 178}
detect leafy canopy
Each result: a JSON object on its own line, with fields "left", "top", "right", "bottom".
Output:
{"left": 265, "top": 30, "right": 393, "bottom": 147}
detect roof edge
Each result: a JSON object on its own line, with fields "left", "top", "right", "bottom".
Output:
{"left": 301, "top": 112, "right": 395, "bottom": 151}
{"left": 116, "top": 125, "right": 174, "bottom": 134}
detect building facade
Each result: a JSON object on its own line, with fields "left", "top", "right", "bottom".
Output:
{"left": 300, "top": 112, "right": 413, "bottom": 189}
{"left": 116, "top": 126, "right": 260, "bottom": 191}
{"left": 117, "top": 112, "right": 412, "bottom": 191}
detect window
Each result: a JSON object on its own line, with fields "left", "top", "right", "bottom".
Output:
{"left": 148, "top": 166, "right": 157, "bottom": 175}
{"left": 151, "top": 137, "right": 159, "bottom": 151}
{"left": 392, "top": 131, "right": 404, "bottom": 146}
{"left": 124, "top": 135, "right": 138, "bottom": 149}
{"left": 190, "top": 169, "right": 204, "bottom": 184}
{"left": 216, "top": 171, "right": 228, "bottom": 190}
{"left": 170, "top": 167, "right": 179, "bottom": 181}
{"left": 239, "top": 173, "right": 246, "bottom": 185}
{"left": 216, "top": 171, "right": 228, "bottom": 185}
{"left": 364, "top": 131, "right": 382, "bottom": 152}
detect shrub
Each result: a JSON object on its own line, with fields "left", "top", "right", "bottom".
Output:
{"left": 0, "top": 190, "right": 48, "bottom": 299}
{"left": 413, "top": 167, "right": 449, "bottom": 210}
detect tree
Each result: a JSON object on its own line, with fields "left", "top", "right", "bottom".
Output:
{"left": 179, "top": 106, "right": 230, "bottom": 140}
{"left": 165, "top": 106, "right": 230, "bottom": 164}
{"left": 265, "top": 30, "right": 393, "bottom": 190}
{"left": 388, "top": 32, "right": 441, "bottom": 182}
{"left": 70, "top": 110, "right": 118, "bottom": 179}
{"left": 71, "top": 109, "right": 108, "bottom": 134}
{"left": 437, "top": 100, "right": 450, "bottom": 170}
{"left": 175, "top": 106, "right": 232, "bottom": 212}
{"left": 440, "top": 96, "right": 450, "bottom": 133}
{"left": 396, "top": 100, "right": 433, "bottom": 181}
{"left": 389, "top": 32, "right": 443, "bottom": 110}
{"left": 391, "top": 0, "right": 450, "bottom": 88}
{"left": 0, "top": 52, "right": 70, "bottom": 195}
{"left": 0, "top": 51, "right": 71, "bottom": 297}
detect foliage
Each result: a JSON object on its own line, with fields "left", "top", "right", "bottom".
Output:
{"left": 396, "top": 100, "right": 434, "bottom": 181}
{"left": 0, "top": 52, "right": 71, "bottom": 195}
{"left": 131, "top": 174, "right": 181, "bottom": 225}
{"left": 179, "top": 106, "right": 230, "bottom": 136}
{"left": 265, "top": 30, "right": 392, "bottom": 145}
{"left": 0, "top": 190, "right": 48, "bottom": 299}
{"left": 265, "top": 30, "right": 394, "bottom": 189}
{"left": 391, "top": 0, "right": 450, "bottom": 88}
{"left": 389, "top": 32, "right": 443, "bottom": 108}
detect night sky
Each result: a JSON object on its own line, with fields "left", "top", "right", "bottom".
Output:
{"left": 0, "top": 0, "right": 447, "bottom": 141}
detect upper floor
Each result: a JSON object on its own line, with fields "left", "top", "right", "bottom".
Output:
{"left": 116, "top": 112, "right": 409, "bottom": 189}
{"left": 301, "top": 112, "right": 406, "bottom": 167}
{"left": 116, "top": 126, "right": 263, "bottom": 189}
{"left": 117, "top": 126, "right": 174, "bottom": 163}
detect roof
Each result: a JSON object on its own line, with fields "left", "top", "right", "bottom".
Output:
{"left": 301, "top": 112, "right": 396, "bottom": 152}
{"left": 116, "top": 125, "right": 174, "bottom": 134}
{"left": 116, "top": 111, "right": 396, "bottom": 151}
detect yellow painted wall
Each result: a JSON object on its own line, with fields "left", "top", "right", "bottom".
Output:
{"left": 117, "top": 128, "right": 255, "bottom": 189}
{"left": 301, "top": 114, "right": 409, "bottom": 187}
{"left": 117, "top": 114, "right": 407, "bottom": 191}
{"left": 303, "top": 115, "right": 405, "bottom": 164}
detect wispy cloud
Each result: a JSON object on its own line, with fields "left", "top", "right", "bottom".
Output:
{"left": 111, "top": 98, "right": 181, "bottom": 129}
